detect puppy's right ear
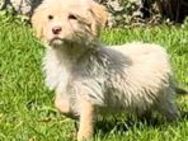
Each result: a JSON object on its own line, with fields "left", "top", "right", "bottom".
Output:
{"left": 31, "top": 6, "right": 45, "bottom": 39}
{"left": 89, "top": 1, "right": 108, "bottom": 37}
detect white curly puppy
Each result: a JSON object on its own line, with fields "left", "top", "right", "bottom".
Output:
{"left": 32, "top": 0, "right": 179, "bottom": 140}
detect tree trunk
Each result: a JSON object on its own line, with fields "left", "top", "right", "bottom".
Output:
{"left": 141, "top": 0, "right": 188, "bottom": 23}
{"left": 159, "top": 0, "right": 188, "bottom": 22}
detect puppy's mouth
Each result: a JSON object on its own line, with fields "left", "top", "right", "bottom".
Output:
{"left": 49, "top": 37, "right": 64, "bottom": 46}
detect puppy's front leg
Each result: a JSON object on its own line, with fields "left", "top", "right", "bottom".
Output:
{"left": 77, "top": 99, "right": 95, "bottom": 141}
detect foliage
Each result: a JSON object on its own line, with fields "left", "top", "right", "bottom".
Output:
{"left": 0, "top": 9, "right": 29, "bottom": 24}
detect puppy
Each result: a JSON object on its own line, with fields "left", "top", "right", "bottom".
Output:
{"left": 32, "top": 0, "right": 179, "bottom": 140}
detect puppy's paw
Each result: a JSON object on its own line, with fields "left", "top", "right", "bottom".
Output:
{"left": 77, "top": 129, "right": 93, "bottom": 141}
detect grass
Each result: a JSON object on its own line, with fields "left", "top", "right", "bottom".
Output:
{"left": 0, "top": 13, "right": 188, "bottom": 141}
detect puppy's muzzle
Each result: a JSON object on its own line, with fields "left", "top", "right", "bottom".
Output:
{"left": 52, "top": 26, "right": 62, "bottom": 35}
{"left": 49, "top": 37, "right": 63, "bottom": 46}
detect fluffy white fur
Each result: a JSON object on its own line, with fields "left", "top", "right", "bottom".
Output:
{"left": 44, "top": 42, "right": 178, "bottom": 117}
{"left": 32, "top": 0, "right": 179, "bottom": 140}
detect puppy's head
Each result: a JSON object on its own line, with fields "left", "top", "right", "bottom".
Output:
{"left": 31, "top": 0, "right": 108, "bottom": 47}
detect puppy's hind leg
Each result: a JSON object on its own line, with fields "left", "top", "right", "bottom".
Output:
{"left": 137, "top": 110, "right": 153, "bottom": 121}
{"left": 159, "top": 101, "right": 179, "bottom": 121}
{"left": 156, "top": 89, "right": 180, "bottom": 121}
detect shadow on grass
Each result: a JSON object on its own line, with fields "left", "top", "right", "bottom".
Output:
{"left": 95, "top": 117, "right": 160, "bottom": 135}
{"left": 94, "top": 111, "right": 188, "bottom": 137}
{"left": 71, "top": 109, "right": 188, "bottom": 138}
{"left": 181, "top": 110, "right": 188, "bottom": 119}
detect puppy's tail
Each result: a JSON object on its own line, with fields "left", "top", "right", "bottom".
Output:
{"left": 175, "top": 87, "right": 188, "bottom": 95}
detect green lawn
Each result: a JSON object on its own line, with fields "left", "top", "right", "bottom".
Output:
{"left": 0, "top": 14, "right": 188, "bottom": 141}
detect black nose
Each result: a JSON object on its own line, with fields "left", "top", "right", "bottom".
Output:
{"left": 52, "top": 26, "right": 62, "bottom": 34}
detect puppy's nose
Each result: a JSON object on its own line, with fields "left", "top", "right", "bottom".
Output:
{"left": 52, "top": 26, "right": 62, "bottom": 34}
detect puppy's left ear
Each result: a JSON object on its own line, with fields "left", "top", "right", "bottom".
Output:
{"left": 89, "top": 2, "right": 108, "bottom": 36}
{"left": 31, "top": 5, "right": 46, "bottom": 39}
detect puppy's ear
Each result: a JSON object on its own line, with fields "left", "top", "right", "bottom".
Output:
{"left": 31, "top": 6, "right": 46, "bottom": 39}
{"left": 89, "top": 2, "right": 108, "bottom": 36}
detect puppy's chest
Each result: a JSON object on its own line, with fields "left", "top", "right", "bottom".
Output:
{"left": 43, "top": 53, "right": 72, "bottom": 91}
{"left": 43, "top": 52, "right": 102, "bottom": 90}
{"left": 43, "top": 50, "right": 126, "bottom": 98}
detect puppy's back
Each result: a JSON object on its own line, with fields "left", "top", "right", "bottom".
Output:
{"left": 111, "top": 42, "right": 171, "bottom": 75}
{"left": 103, "top": 42, "right": 173, "bottom": 110}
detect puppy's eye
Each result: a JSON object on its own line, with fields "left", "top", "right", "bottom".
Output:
{"left": 68, "top": 14, "right": 77, "bottom": 20}
{"left": 48, "top": 15, "right": 54, "bottom": 20}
